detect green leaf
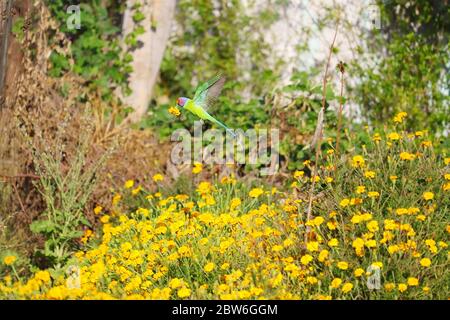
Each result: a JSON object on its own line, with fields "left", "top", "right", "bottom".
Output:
{"left": 30, "top": 220, "right": 55, "bottom": 235}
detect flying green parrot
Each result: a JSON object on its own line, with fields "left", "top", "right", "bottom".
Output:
{"left": 176, "top": 74, "right": 236, "bottom": 138}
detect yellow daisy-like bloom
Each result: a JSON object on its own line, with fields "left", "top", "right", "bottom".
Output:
{"left": 398, "top": 283, "right": 408, "bottom": 293}
{"left": 341, "top": 282, "right": 353, "bottom": 293}
{"left": 177, "top": 287, "right": 191, "bottom": 298}
{"left": 422, "top": 192, "right": 434, "bottom": 201}
{"left": 339, "top": 198, "right": 350, "bottom": 207}
{"left": 393, "top": 112, "right": 407, "bottom": 123}
{"left": 367, "top": 191, "right": 379, "bottom": 198}
{"left": 420, "top": 258, "right": 431, "bottom": 267}
{"left": 364, "top": 171, "right": 376, "bottom": 179}
{"left": 356, "top": 185, "right": 366, "bottom": 194}
{"left": 153, "top": 174, "right": 164, "bottom": 182}
{"left": 93, "top": 205, "right": 102, "bottom": 215}
{"left": 372, "top": 133, "right": 381, "bottom": 142}
{"left": 168, "top": 106, "right": 181, "bottom": 117}
{"left": 300, "top": 254, "right": 313, "bottom": 265}
{"left": 330, "top": 278, "right": 342, "bottom": 289}
{"left": 399, "top": 152, "right": 415, "bottom": 160}
{"left": 124, "top": 180, "right": 134, "bottom": 189}
{"left": 3, "top": 255, "right": 17, "bottom": 266}
{"left": 337, "top": 261, "right": 348, "bottom": 270}
{"left": 294, "top": 170, "right": 304, "bottom": 178}
{"left": 204, "top": 262, "right": 215, "bottom": 273}
{"left": 407, "top": 277, "right": 419, "bottom": 286}
{"left": 388, "top": 132, "right": 401, "bottom": 141}
{"left": 354, "top": 268, "right": 364, "bottom": 277}
{"left": 249, "top": 188, "right": 264, "bottom": 198}
{"left": 384, "top": 283, "right": 395, "bottom": 292}
{"left": 192, "top": 163, "right": 203, "bottom": 174}
{"left": 352, "top": 155, "right": 365, "bottom": 168}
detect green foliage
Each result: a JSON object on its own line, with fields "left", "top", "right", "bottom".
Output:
{"left": 156, "top": 0, "right": 285, "bottom": 125}
{"left": 45, "top": 0, "right": 129, "bottom": 100}
{"left": 351, "top": 1, "right": 449, "bottom": 133}
{"left": 26, "top": 112, "right": 111, "bottom": 268}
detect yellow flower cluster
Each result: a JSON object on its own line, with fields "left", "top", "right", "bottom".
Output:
{"left": 1, "top": 113, "right": 448, "bottom": 300}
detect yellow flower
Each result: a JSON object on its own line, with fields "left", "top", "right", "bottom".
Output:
{"left": 249, "top": 188, "right": 264, "bottom": 198}
{"left": 398, "top": 283, "right": 408, "bottom": 293}
{"left": 35, "top": 270, "right": 51, "bottom": 283}
{"left": 306, "top": 276, "right": 318, "bottom": 285}
{"left": 352, "top": 155, "right": 365, "bottom": 168}
{"left": 100, "top": 215, "right": 110, "bottom": 224}
{"left": 124, "top": 179, "right": 134, "bottom": 189}
{"left": 306, "top": 241, "right": 319, "bottom": 252}
{"left": 153, "top": 174, "right": 164, "bottom": 182}
{"left": 300, "top": 254, "right": 313, "bottom": 265}
{"left": 168, "top": 106, "right": 181, "bottom": 117}
{"left": 421, "top": 140, "right": 432, "bottom": 148}
{"left": 3, "top": 255, "right": 17, "bottom": 266}
{"left": 364, "top": 170, "right": 376, "bottom": 179}
{"left": 445, "top": 157, "right": 450, "bottom": 165}
{"left": 389, "top": 175, "right": 398, "bottom": 182}
{"left": 169, "top": 278, "right": 183, "bottom": 289}
{"left": 372, "top": 133, "right": 381, "bottom": 142}
{"left": 192, "top": 163, "right": 203, "bottom": 174}
{"left": 354, "top": 268, "right": 364, "bottom": 277}
{"left": 204, "top": 262, "right": 215, "bottom": 273}
{"left": 400, "top": 152, "right": 415, "bottom": 160}
{"left": 337, "top": 261, "right": 348, "bottom": 270}
{"left": 366, "top": 220, "right": 379, "bottom": 232}
{"left": 339, "top": 198, "right": 350, "bottom": 207}
{"left": 388, "top": 132, "right": 401, "bottom": 141}
{"left": 407, "top": 277, "right": 419, "bottom": 286}
{"left": 384, "top": 283, "right": 395, "bottom": 292}
{"left": 422, "top": 192, "right": 434, "bottom": 200}
{"left": 420, "top": 258, "right": 431, "bottom": 267}
{"left": 94, "top": 205, "right": 103, "bottom": 215}
{"left": 294, "top": 170, "right": 304, "bottom": 178}
{"left": 313, "top": 216, "right": 324, "bottom": 226}
{"left": 131, "top": 185, "right": 142, "bottom": 195}
{"left": 367, "top": 191, "right": 379, "bottom": 198}
{"left": 356, "top": 185, "right": 366, "bottom": 194}
{"left": 177, "top": 287, "right": 191, "bottom": 298}
{"left": 393, "top": 112, "right": 407, "bottom": 123}
{"left": 342, "top": 282, "right": 353, "bottom": 293}
{"left": 371, "top": 262, "right": 383, "bottom": 269}
{"left": 328, "top": 238, "right": 339, "bottom": 247}
{"left": 221, "top": 263, "right": 230, "bottom": 270}
{"left": 443, "top": 182, "right": 450, "bottom": 191}
{"left": 388, "top": 245, "right": 399, "bottom": 254}
{"left": 318, "top": 250, "right": 329, "bottom": 262}
{"left": 330, "top": 278, "right": 342, "bottom": 289}
{"left": 365, "top": 239, "right": 377, "bottom": 248}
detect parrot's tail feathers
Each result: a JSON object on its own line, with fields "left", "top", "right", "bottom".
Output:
{"left": 209, "top": 117, "right": 237, "bottom": 139}
{"left": 226, "top": 128, "right": 237, "bottom": 139}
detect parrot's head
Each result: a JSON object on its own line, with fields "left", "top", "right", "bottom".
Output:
{"left": 176, "top": 97, "right": 188, "bottom": 108}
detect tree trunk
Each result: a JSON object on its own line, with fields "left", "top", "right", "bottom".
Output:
{"left": 121, "top": 0, "right": 176, "bottom": 122}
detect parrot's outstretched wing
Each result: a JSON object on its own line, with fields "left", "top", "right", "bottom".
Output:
{"left": 193, "top": 74, "right": 226, "bottom": 110}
